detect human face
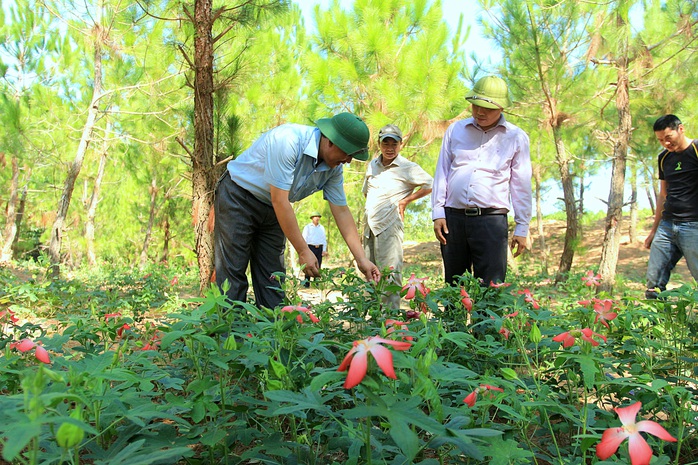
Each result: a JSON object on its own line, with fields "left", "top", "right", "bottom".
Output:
{"left": 655, "top": 125, "right": 688, "bottom": 152}
{"left": 319, "top": 137, "right": 353, "bottom": 168}
{"left": 311, "top": 216, "right": 320, "bottom": 225}
{"left": 379, "top": 138, "right": 401, "bottom": 165}
{"left": 471, "top": 104, "right": 503, "bottom": 131}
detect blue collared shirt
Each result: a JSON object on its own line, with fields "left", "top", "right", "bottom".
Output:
{"left": 227, "top": 124, "right": 347, "bottom": 206}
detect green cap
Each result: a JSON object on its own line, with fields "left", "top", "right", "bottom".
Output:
{"left": 466, "top": 76, "right": 512, "bottom": 110}
{"left": 309, "top": 212, "right": 322, "bottom": 219}
{"left": 316, "top": 112, "right": 370, "bottom": 161}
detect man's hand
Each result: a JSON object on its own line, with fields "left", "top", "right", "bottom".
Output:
{"left": 433, "top": 218, "right": 448, "bottom": 245}
{"left": 356, "top": 257, "right": 381, "bottom": 283}
{"left": 510, "top": 235, "right": 528, "bottom": 258}
{"left": 299, "top": 249, "right": 320, "bottom": 277}
{"left": 643, "top": 231, "right": 655, "bottom": 249}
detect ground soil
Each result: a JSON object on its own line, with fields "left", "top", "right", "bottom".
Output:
{"left": 401, "top": 215, "right": 692, "bottom": 290}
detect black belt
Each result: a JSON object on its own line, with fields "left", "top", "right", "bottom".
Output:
{"left": 446, "top": 206, "right": 509, "bottom": 216}
{"left": 308, "top": 244, "right": 323, "bottom": 248}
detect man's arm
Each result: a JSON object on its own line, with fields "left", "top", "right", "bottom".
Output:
{"left": 270, "top": 186, "right": 321, "bottom": 277}
{"left": 398, "top": 187, "right": 432, "bottom": 221}
{"left": 329, "top": 202, "right": 381, "bottom": 282}
{"left": 644, "top": 180, "right": 667, "bottom": 249}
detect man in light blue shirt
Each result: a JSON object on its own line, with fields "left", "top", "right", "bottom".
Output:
{"left": 214, "top": 112, "right": 381, "bottom": 308}
{"left": 302, "top": 212, "right": 328, "bottom": 287}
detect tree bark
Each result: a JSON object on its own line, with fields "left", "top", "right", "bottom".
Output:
{"left": 628, "top": 160, "right": 638, "bottom": 243}
{"left": 140, "top": 178, "right": 159, "bottom": 267}
{"left": 191, "top": 0, "right": 217, "bottom": 293}
{"left": 48, "top": 28, "right": 103, "bottom": 277}
{"left": 554, "top": 130, "right": 579, "bottom": 282}
{"left": 12, "top": 173, "right": 30, "bottom": 257}
{"left": 1, "top": 157, "right": 20, "bottom": 264}
{"left": 86, "top": 140, "right": 108, "bottom": 266}
{"left": 598, "top": 55, "right": 631, "bottom": 294}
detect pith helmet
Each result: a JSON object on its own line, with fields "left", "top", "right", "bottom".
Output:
{"left": 316, "top": 112, "right": 370, "bottom": 161}
{"left": 378, "top": 124, "right": 403, "bottom": 142}
{"left": 466, "top": 76, "right": 512, "bottom": 110}
{"left": 310, "top": 212, "right": 322, "bottom": 219}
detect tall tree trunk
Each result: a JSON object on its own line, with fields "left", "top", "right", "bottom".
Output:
{"left": 628, "top": 160, "right": 638, "bottom": 243}
{"left": 554, "top": 131, "right": 579, "bottom": 281}
{"left": 645, "top": 170, "right": 656, "bottom": 215}
{"left": 85, "top": 138, "right": 108, "bottom": 266}
{"left": 533, "top": 163, "right": 548, "bottom": 275}
{"left": 159, "top": 215, "right": 171, "bottom": 263}
{"left": 12, "top": 172, "right": 30, "bottom": 257}
{"left": 598, "top": 54, "right": 631, "bottom": 294}
{"left": 1, "top": 157, "right": 19, "bottom": 264}
{"left": 191, "top": 0, "right": 217, "bottom": 293}
{"left": 48, "top": 29, "right": 103, "bottom": 277}
{"left": 140, "top": 178, "right": 158, "bottom": 267}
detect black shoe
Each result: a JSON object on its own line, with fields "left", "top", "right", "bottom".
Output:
{"left": 645, "top": 289, "right": 659, "bottom": 300}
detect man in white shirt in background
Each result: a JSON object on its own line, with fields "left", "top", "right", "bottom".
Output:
{"left": 302, "top": 212, "right": 328, "bottom": 287}
{"left": 432, "top": 76, "right": 532, "bottom": 286}
{"left": 363, "top": 124, "right": 433, "bottom": 308}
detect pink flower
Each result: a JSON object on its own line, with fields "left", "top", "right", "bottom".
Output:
{"left": 596, "top": 402, "right": 676, "bottom": 465}
{"left": 582, "top": 270, "right": 602, "bottom": 287}
{"left": 460, "top": 288, "right": 473, "bottom": 312}
{"left": 401, "top": 274, "right": 428, "bottom": 300}
{"left": 281, "top": 305, "right": 319, "bottom": 324}
{"left": 593, "top": 299, "right": 618, "bottom": 329}
{"left": 0, "top": 309, "right": 19, "bottom": 325}
{"left": 553, "top": 328, "right": 607, "bottom": 348}
{"left": 517, "top": 289, "right": 540, "bottom": 309}
{"left": 337, "top": 336, "right": 412, "bottom": 389}
{"left": 385, "top": 319, "right": 413, "bottom": 342}
{"left": 10, "top": 338, "right": 51, "bottom": 364}
{"left": 499, "top": 327, "right": 511, "bottom": 340}
{"left": 464, "top": 384, "right": 504, "bottom": 407}
{"left": 489, "top": 281, "right": 511, "bottom": 288}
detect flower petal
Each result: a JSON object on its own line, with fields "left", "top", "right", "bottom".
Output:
{"left": 615, "top": 402, "right": 642, "bottom": 427}
{"left": 34, "top": 346, "right": 51, "bottom": 364}
{"left": 596, "top": 427, "right": 629, "bottom": 460}
{"left": 626, "top": 431, "right": 654, "bottom": 465}
{"left": 636, "top": 420, "right": 677, "bottom": 442}
{"left": 14, "top": 339, "right": 36, "bottom": 353}
{"left": 337, "top": 347, "right": 357, "bottom": 372}
{"left": 344, "top": 350, "right": 368, "bottom": 389}
{"left": 370, "top": 336, "right": 412, "bottom": 351}
{"left": 464, "top": 390, "right": 477, "bottom": 407}
{"left": 369, "top": 344, "right": 397, "bottom": 379}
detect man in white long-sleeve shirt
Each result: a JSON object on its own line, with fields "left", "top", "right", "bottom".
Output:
{"left": 302, "top": 212, "right": 328, "bottom": 286}
{"left": 432, "top": 76, "right": 532, "bottom": 286}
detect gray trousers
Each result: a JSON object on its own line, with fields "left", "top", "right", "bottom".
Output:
{"left": 363, "top": 219, "right": 404, "bottom": 309}
{"left": 214, "top": 174, "right": 285, "bottom": 309}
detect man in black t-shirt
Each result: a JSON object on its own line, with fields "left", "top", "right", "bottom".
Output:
{"left": 644, "top": 115, "right": 698, "bottom": 298}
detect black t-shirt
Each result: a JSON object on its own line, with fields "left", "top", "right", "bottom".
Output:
{"left": 658, "top": 140, "right": 698, "bottom": 221}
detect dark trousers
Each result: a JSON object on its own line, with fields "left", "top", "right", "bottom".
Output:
{"left": 304, "top": 244, "right": 323, "bottom": 283}
{"left": 441, "top": 208, "right": 508, "bottom": 286}
{"left": 214, "top": 175, "right": 286, "bottom": 309}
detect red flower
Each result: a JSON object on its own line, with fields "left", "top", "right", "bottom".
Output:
{"left": 405, "top": 310, "right": 420, "bottom": 320}
{"left": 385, "top": 319, "right": 413, "bottom": 341}
{"left": 489, "top": 281, "right": 511, "bottom": 288}
{"left": 596, "top": 402, "right": 676, "bottom": 465}
{"left": 139, "top": 332, "right": 161, "bottom": 351}
{"left": 499, "top": 327, "right": 511, "bottom": 340}
{"left": 593, "top": 299, "right": 618, "bottom": 329}
{"left": 104, "top": 312, "right": 122, "bottom": 322}
{"left": 464, "top": 384, "right": 504, "bottom": 407}
{"left": 517, "top": 289, "right": 540, "bottom": 309}
{"left": 170, "top": 276, "right": 179, "bottom": 286}
{"left": 582, "top": 270, "right": 602, "bottom": 287}
{"left": 117, "top": 323, "right": 131, "bottom": 337}
{"left": 10, "top": 338, "right": 51, "bottom": 364}
{"left": 0, "top": 309, "right": 19, "bottom": 325}
{"left": 553, "top": 328, "right": 607, "bottom": 348}
{"left": 460, "top": 288, "right": 473, "bottom": 312}
{"left": 281, "top": 305, "right": 319, "bottom": 324}
{"left": 337, "top": 336, "right": 412, "bottom": 389}
{"left": 401, "top": 274, "right": 428, "bottom": 300}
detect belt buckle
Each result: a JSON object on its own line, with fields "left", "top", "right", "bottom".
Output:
{"left": 464, "top": 207, "right": 481, "bottom": 216}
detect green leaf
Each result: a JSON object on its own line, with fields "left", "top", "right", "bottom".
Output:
{"left": 486, "top": 436, "right": 534, "bottom": 465}
{"left": 1, "top": 421, "right": 41, "bottom": 460}
{"left": 576, "top": 354, "right": 599, "bottom": 389}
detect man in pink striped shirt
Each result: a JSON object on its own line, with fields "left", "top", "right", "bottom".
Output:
{"left": 432, "top": 76, "right": 532, "bottom": 286}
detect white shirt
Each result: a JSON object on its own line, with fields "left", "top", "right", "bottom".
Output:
{"left": 431, "top": 115, "right": 532, "bottom": 237}
{"left": 302, "top": 223, "right": 327, "bottom": 249}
